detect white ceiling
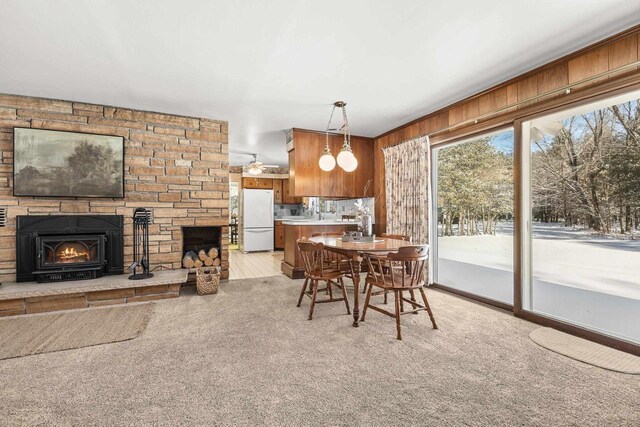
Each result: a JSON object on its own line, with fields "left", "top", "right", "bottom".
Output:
{"left": 1, "top": 1, "right": 639, "bottom": 167}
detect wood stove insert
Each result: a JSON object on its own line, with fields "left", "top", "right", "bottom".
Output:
{"left": 16, "top": 215, "right": 124, "bottom": 283}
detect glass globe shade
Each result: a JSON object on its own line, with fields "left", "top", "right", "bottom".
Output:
{"left": 319, "top": 153, "right": 336, "bottom": 171}
{"left": 337, "top": 149, "right": 357, "bottom": 172}
{"left": 248, "top": 166, "right": 262, "bottom": 175}
{"left": 341, "top": 155, "right": 358, "bottom": 172}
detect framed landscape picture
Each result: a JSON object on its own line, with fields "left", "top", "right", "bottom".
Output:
{"left": 13, "top": 127, "right": 124, "bottom": 198}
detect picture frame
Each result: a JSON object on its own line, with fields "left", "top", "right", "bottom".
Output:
{"left": 13, "top": 127, "right": 125, "bottom": 198}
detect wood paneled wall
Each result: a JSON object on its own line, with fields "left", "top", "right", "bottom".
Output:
{"left": 374, "top": 25, "right": 640, "bottom": 233}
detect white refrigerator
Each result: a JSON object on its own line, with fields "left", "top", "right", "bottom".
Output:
{"left": 239, "top": 189, "right": 274, "bottom": 252}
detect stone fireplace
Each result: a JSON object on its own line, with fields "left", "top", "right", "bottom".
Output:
{"left": 0, "top": 93, "right": 230, "bottom": 283}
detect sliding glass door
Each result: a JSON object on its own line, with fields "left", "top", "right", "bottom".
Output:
{"left": 521, "top": 89, "right": 640, "bottom": 344}
{"left": 432, "top": 129, "right": 514, "bottom": 304}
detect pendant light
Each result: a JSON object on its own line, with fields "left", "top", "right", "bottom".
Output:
{"left": 319, "top": 103, "right": 337, "bottom": 171}
{"left": 319, "top": 143, "right": 336, "bottom": 172}
{"left": 320, "top": 101, "right": 357, "bottom": 172}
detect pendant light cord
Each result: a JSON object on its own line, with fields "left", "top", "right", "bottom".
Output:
{"left": 325, "top": 104, "right": 337, "bottom": 151}
{"left": 340, "top": 104, "right": 351, "bottom": 149}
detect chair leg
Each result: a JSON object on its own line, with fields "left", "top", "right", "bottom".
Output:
{"left": 360, "top": 282, "right": 374, "bottom": 321}
{"left": 409, "top": 289, "right": 419, "bottom": 314}
{"left": 394, "top": 290, "right": 402, "bottom": 340}
{"left": 400, "top": 290, "right": 405, "bottom": 313}
{"left": 419, "top": 287, "right": 438, "bottom": 329}
{"left": 383, "top": 291, "right": 388, "bottom": 305}
{"left": 308, "top": 280, "right": 319, "bottom": 320}
{"left": 297, "top": 278, "right": 309, "bottom": 307}
{"left": 327, "top": 280, "right": 334, "bottom": 299}
{"left": 339, "top": 277, "right": 351, "bottom": 315}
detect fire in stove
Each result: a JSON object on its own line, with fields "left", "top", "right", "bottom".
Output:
{"left": 56, "top": 245, "right": 90, "bottom": 263}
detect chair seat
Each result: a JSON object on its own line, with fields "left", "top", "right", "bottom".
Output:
{"left": 305, "top": 268, "right": 343, "bottom": 280}
{"left": 366, "top": 272, "right": 425, "bottom": 290}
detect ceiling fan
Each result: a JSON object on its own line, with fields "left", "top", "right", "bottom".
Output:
{"left": 246, "top": 154, "right": 278, "bottom": 175}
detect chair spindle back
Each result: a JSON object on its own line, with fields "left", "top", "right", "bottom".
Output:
{"left": 297, "top": 239, "right": 328, "bottom": 277}
{"left": 366, "top": 245, "right": 429, "bottom": 288}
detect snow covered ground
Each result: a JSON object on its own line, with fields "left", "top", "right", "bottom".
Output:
{"left": 436, "top": 222, "right": 640, "bottom": 343}
{"left": 437, "top": 222, "right": 640, "bottom": 299}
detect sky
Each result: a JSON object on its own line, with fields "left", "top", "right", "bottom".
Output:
{"left": 490, "top": 130, "right": 514, "bottom": 154}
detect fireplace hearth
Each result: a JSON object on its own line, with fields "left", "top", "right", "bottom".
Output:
{"left": 16, "top": 215, "right": 124, "bottom": 283}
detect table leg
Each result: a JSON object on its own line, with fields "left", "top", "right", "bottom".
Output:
{"left": 349, "top": 259, "right": 361, "bottom": 327}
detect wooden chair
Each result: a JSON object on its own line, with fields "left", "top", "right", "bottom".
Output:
{"left": 296, "top": 239, "right": 351, "bottom": 320}
{"left": 361, "top": 245, "right": 437, "bottom": 340}
{"left": 365, "top": 233, "right": 412, "bottom": 297}
{"left": 311, "top": 232, "right": 351, "bottom": 277}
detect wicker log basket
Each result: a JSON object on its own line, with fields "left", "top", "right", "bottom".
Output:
{"left": 196, "top": 267, "right": 220, "bottom": 295}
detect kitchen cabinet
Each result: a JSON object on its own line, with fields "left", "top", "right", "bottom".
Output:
{"left": 282, "top": 178, "right": 302, "bottom": 204}
{"left": 242, "top": 177, "right": 259, "bottom": 189}
{"left": 287, "top": 128, "right": 374, "bottom": 198}
{"left": 242, "top": 177, "right": 273, "bottom": 189}
{"left": 274, "top": 221, "right": 285, "bottom": 249}
{"left": 259, "top": 178, "right": 274, "bottom": 189}
{"left": 272, "top": 179, "right": 283, "bottom": 204}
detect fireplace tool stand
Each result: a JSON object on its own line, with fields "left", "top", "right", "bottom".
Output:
{"left": 129, "top": 208, "right": 153, "bottom": 280}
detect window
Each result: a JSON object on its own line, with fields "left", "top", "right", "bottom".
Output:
{"left": 521, "top": 89, "right": 640, "bottom": 344}
{"left": 432, "top": 129, "right": 514, "bottom": 304}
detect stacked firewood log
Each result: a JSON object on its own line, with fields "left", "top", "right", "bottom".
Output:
{"left": 182, "top": 247, "right": 220, "bottom": 268}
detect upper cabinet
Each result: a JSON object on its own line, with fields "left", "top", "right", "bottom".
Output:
{"left": 288, "top": 129, "right": 374, "bottom": 198}
{"left": 242, "top": 177, "right": 273, "bottom": 189}
{"left": 272, "top": 179, "right": 283, "bottom": 204}
{"left": 282, "top": 178, "right": 302, "bottom": 204}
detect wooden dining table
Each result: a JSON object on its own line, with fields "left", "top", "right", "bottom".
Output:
{"left": 308, "top": 236, "right": 413, "bottom": 327}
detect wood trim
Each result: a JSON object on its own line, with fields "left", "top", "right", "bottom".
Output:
{"left": 429, "top": 73, "right": 640, "bottom": 146}
{"left": 430, "top": 283, "right": 513, "bottom": 312}
{"left": 513, "top": 78, "right": 640, "bottom": 124}
{"left": 513, "top": 121, "right": 523, "bottom": 313}
{"left": 429, "top": 124, "right": 514, "bottom": 149}
{"left": 376, "top": 23, "right": 640, "bottom": 140}
{"left": 427, "top": 59, "right": 639, "bottom": 140}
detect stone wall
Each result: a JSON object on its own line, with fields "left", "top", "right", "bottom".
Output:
{"left": 0, "top": 94, "right": 229, "bottom": 282}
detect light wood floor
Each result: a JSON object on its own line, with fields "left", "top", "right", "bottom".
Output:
{"left": 228, "top": 250, "right": 284, "bottom": 280}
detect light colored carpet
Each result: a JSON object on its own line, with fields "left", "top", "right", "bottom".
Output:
{"left": 0, "top": 275, "right": 638, "bottom": 426}
{"left": 530, "top": 327, "right": 640, "bottom": 374}
{"left": 0, "top": 303, "right": 153, "bottom": 360}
